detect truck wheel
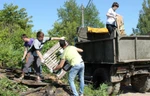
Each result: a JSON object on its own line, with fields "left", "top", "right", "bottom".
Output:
{"left": 92, "top": 68, "right": 109, "bottom": 88}
{"left": 131, "top": 75, "right": 150, "bottom": 92}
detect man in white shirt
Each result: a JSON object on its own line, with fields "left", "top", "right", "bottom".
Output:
{"left": 106, "top": 2, "right": 119, "bottom": 35}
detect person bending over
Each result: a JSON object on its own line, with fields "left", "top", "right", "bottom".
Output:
{"left": 54, "top": 40, "right": 85, "bottom": 96}
{"left": 19, "top": 31, "right": 65, "bottom": 82}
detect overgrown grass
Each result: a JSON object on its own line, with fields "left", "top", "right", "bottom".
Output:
{"left": 42, "top": 67, "right": 119, "bottom": 96}
{"left": 61, "top": 74, "right": 110, "bottom": 96}
{"left": 42, "top": 64, "right": 51, "bottom": 74}
{"left": 84, "top": 84, "right": 109, "bottom": 96}
{"left": 0, "top": 78, "right": 28, "bottom": 96}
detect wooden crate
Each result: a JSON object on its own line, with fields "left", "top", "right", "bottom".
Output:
{"left": 43, "top": 42, "right": 67, "bottom": 79}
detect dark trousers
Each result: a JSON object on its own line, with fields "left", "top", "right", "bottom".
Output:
{"left": 106, "top": 24, "right": 116, "bottom": 35}
{"left": 23, "top": 54, "right": 41, "bottom": 76}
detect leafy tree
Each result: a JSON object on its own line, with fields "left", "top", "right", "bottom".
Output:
{"left": 133, "top": 0, "right": 150, "bottom": 35}
{"left": 48, "top": 0, "right": 104, "bottom": 44}
{"left": 84, "top": 2, "right": 104, "bottom": 28}
{"left": 0, "top": 3, "right": 33, "bottom": 67}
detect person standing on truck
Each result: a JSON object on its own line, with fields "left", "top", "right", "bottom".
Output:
{"left": 54, "top": 40, "right": 85, "bottom": 96}
{"left": 106, "top": 2, "right": 119, "bottom": 35}
{"left": 19, "top": 31, "right": 65, "bottom": 82}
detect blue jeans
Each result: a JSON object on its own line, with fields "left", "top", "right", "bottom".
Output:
{"left": 69, "top": 63, "right": 84, "bottom": 96}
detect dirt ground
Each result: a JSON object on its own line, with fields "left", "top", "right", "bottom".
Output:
{"left": 120, "top": 86, "right": 150, "bottom": 96}
{"left": 1, "top": 68, "right": 150, "bottom": 96}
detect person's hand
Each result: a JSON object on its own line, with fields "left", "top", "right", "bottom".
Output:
{"left": 113, "top": 16, "right": 117, "bottom": 19}
{"left": 41, "top": 59, "right": 45, "bottom": 63}
{"left": 60, "top": 37, "right": 65, "bottom": 40}
{"left": 21, "top": 57, "right": 25, "bottom": 61}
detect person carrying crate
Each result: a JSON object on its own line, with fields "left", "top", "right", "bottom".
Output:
{"left": 106, "top": 2, "right": 119, "bottom": 35}
{"left": 54, "top": 40, "right": 85, "bottom": 96}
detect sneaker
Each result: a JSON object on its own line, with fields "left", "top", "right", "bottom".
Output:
{"left": 79, "top": 94, "right": 83, "bottom": 96}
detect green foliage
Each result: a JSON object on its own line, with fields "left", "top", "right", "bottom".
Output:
{"left": 0, "top": 3, "right": 33, "bottom": 30}
{"left": 84, "top": 84, "right": 108, "bottom": 96}
{"left": 0, "top": 3, "right": 33, "bottom": 67}
{"left": 84, "top": 3, "right": 104, "bottom": 28}
{"left": 41, "top": 41, "right": 58, "bottom": 54}
{"left": 133, "top": 0, "right": 150, "bottom": 34}
{"left": 48, "top": 0, "right": 104, "bottom": 44}
{"left": 0, "top": 78, "right": 28, "bottom": 96}
{"left": 42, "top": 65, "right": 51, "bottom": 73}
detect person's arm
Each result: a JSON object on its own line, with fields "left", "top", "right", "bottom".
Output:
{"left": 51, "top": 37, "right": 65, "bottom": 40}
{"left": 54, "top": 59, "right": 66, "bottom": 70}
{"left": 106, "top": 13, "right": 114, "bottom": 18}
{"left": 33, "top": 39, "right": 44, "bottom": 63}
{"left": 22, "top": 47, "right": 27, "bottom": 60}
{"left": 106, "top": 8, "right": 116, "bottom": 18}
{"left": 36, "top": 50, "right": 44, "bottom": 62}
{"left": 76, "top": 47, "right": 83, "bottom": 52}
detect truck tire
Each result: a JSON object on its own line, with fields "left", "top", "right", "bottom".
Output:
{"left": 92, "top": 68, "right": 110, "bottom": 88}
{"left": 131, "top": 75, "right": 150, "bottom": 92}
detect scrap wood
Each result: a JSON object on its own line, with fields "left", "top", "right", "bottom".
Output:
{"left": 0, "top": 69, "right": 6, "bottom": 73}
{"left": 13, "top": 78, "right": 49, "bottom": 86}
{"left": 20, "top": 87, "right": 45, "bottom": 96}
{"left": 0, "top": 73, "right": 6, "bottom": 79}
{"left": 44, "top": 74, "right": 63, "bottom": 84}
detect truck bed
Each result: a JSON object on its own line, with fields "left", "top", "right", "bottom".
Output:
{"left": 76, "top": 36, "right": 150, "bottom": 64}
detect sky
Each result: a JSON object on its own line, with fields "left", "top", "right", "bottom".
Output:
{"left": 0, "top": 0, "right": 143, "bottom": 35}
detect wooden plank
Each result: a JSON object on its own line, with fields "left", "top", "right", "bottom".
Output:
{"left": 22, "top": 80, "right": 48, "bottom": 85}
{"left": 13, "top": 78, "right": 48, "bottom": 86}
{"left": 20, "top": 87, "right": 44, "bottom": 96}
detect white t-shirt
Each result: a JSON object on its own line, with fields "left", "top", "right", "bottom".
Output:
{"left": 106, "top": 8, "right": 117, "bottom": 25}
